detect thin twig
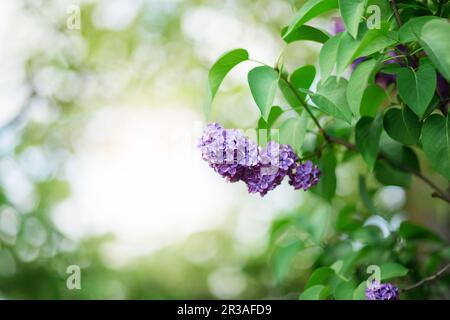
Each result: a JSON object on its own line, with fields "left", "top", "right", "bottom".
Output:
{"left": 401, "top": 264, "right": 450, "bottom": 292}
{"left": 389, "top": 0, "right": 403, "bottom": 26}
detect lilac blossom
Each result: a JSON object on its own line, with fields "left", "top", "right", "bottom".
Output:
{"left": 365, "top": 281, "right": 400, "bottom": 300}
{"left": 198, "top": 123, "right": 320, "bottom": 196}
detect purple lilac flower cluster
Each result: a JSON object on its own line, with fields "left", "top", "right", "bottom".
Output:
{"left": 199, "top": 123, "right": 321, "bottom": 196}
{"left": 365, "top": 281, "right": 400, "bottom": 300}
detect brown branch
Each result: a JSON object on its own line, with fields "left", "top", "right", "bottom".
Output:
{"left": 401, "top": 264, "right": 450, "bottom": 293}
{"left": 389, "top": 0, "right": 403, "bottom": 26}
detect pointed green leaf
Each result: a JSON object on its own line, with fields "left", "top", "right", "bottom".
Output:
{"left": 421, "top": 113, "right": 450, "bottom": 180}
{"left": 397, "top": 64, "right": 436, "bottom": 118}
{"left": 360, "top": 84, "right": 387, "bottom": 117}
{"left": 248, "top": 66, "right": 279, "bottom": 120}
{"left": 398, "top": 16, "right": 438, "bottom": 43}
{"left": 355, "top": 113, "right": 383, "bottom": 170}
{"left": 374, "top": 160, "right": 411, "bottom": 187}
{"left": 311, "top": 76, "right": 353, "bottom": 123}
{"left": 291, "top": 65, "right": 316, "bottom": 101}
{"left": 320, "top": 33, "right": 343, "bottom": 80}
{"left": 339, "top": 0, "right": 366, "bottom": 39}
{"left": 279, "top": 114, "right": 308, "bottom": 154}
{"left": 282, "top": 25, "right": 330, "bottom": 44}
{"left": 205, "top": 49, "right": 248, "bottom": 117}
{"left": 347, "top": 59, "right": 378, "bottom": 116}
{"left": 299, "top": 285, "right": 331, "bottom": 300}
{"left": 284, "top": 0, "right": 339, "bottom": 38}
{"left": 380, "top": 263, "right": 409, "bottom": 280}
{"left": 305, "top": 267, "right": 335, "bottom": 289}
{"left": 383, "top": 106, "right": 422, "bottom": 145}
{"left": 417, "top": 19, "right": 450, "bottom": 82}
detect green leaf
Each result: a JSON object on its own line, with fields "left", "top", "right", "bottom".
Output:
{"left": 417, "top": 19, "right": 450, "bottom": 82}
{"left": 421, "top": 113, "right": 450, "bottom": 180}
{"left": 398, "top": 16, "right": 438, "bottom": 43}
{"left": 272, "top": 240, "right": 303, "bottom": 282}
{"left": 379, "top": 134, "right": 420, "bottom": 173}
{"left": 397, "top": 64, "right": 436, "bottom": 118}
{"left": 374, "top": 160, "right": 411, "bottom": 187}
{"left": 258, "top": 106, "right": 283, "bottom": 130}
{"left": 350, "top": 24, "right": 398, "bottom": 63}
{"left": 380, "top": 263, "right": 409, "bottom": 280}
{"left": 353, "top": 281, "right": 367, "bottom": 300}
{"left": 282, "top": 25, "right": 330, "bottom": 44}
{"left": 311, "top": 76, "right": 353, "bottom": 123}
{"left": 360, "top": 85, "right": 387, "bottom": 117}
{"left": 399, "top": 221, "right": 443, "bottom": 243}
{"left": 383, "top": 106, "right": 422, "bottom": 145}
{"left": 336, "top": 31, "right": 360, "bottom": 75}
{"left": 299, "top": 285, "right": 331, "bottom": 300}
{"left": 314, "top": 147, "right": 337, "bottom": 201}
{"left": 358, "top": 175, "right": 380, "bottom": 216}
{"left": 347, "top": 59, "right": 378, "bottom": 116}
{"left": 320, "top": 33, "right": 343, "bottom": 80}
{"left": 355, "top": 113, "right": 383, "bottom": 170}
{"left": 279, "top": 115, "right": 308, "bottom": 154}
{"left": 284, "top": 0, "right": 339, "bottom": 38}
{"left": 335, "top": 281, "right": 354, "bottom": 300}
{"left": 339, "top": 0, "right": 366, "bottom": 38}
{"left": 305, "top": 267, "right": 335, "bottom": 289}
{"left": 291, "top": 65, "right": 316, "bottom": 101}
{"left": 248, "top": 66, "right": 279, "bottom": 120}
{"left": 205, "top": 49, "right": 248, "bottom": 117}
{"left": 336, "top": 205, "right": 363, "bottom": 232}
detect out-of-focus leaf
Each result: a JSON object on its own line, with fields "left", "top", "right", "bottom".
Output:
{"left": 353, "top": 281, "right": 367, "bottom": 300}
{"left": 380, "top": 262, "right": 409, "bottom": 280}
{"left": 272, "top": 240, "right": 303, "bottom": 282}
{"left": 299, "top": 285, "right": 331, "bottom": 300}
{"left": 379, "top": 134, "right": 421, "bottom": 173}
{"left": 205, "top": 49, "right": 248, "bottom": 117}
{"left": 304, "top": 267, "right": 335, "bottom": 289}
{"left": 336, "top": 205, "right": 363, "bottom": 232}
{"left": 335, "top": 281, "right": 354, "bottom": 300}
{"left": 374, "top": 160, "right": 411, "bottom": 187}
{"left": 399, "top": 221, "right": 443, "bottom": 243}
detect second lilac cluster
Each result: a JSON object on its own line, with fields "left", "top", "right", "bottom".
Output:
{"left": 199, "top": 123, "right": 321, "bottom": 196}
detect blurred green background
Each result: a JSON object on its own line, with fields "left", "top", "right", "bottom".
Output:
{"left": 0, "top": 0, "right": 448, "bottom": 299}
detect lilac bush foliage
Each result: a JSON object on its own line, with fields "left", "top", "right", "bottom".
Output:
{"left": 365, "top": 281, "right": 400, "bottom": 300}
{"left": 199, "top": 123, "right": 320, "bottom": 196}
